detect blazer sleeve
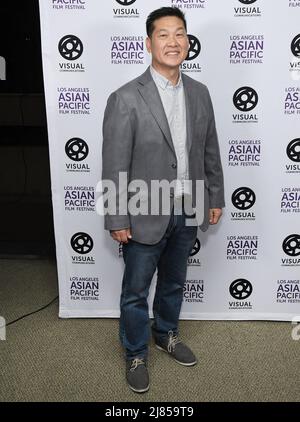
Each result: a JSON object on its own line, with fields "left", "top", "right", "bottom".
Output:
{"left": 102, "top": 91, "right": 133, "bottom": 231}
{"left": 204, "top": 87, "right": 225, "bottom": 209}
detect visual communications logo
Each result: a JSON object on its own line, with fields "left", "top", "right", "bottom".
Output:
{"left": 287, "top": 138, "right": 300, "bottom": 162}
{"left": 71, "top": 232, "right": 95, "bottom": 264}
{"left": 188, "top": 238, "right": 201, "bottom": 266}
{"left": 239, "top": 0, "right": 257, "bottom": 3}
{"left": 65, "top": 138, "right": 90, "bottom": 173}
{"left": 113, "top": 0, "right": 139, "bottom": 18}
{"left": 116, "top": 0, "right": 136, "bottom": 5}
{"left": 291, "top": 34, "right": 300, "bottom": 58}
{"left": 233, "top": 86, "right": 258, "bottom": 111}
{"left": 232, "top": 86, "right": 259, "bottom": 123}
{"left": 289, "top": 0, "right": 300, "bottom": 7}
{"left": 181, "top": 35, "right": 202, "bottom": 73}
{"left": 58, "top": 35, "right": 85, "bottom": 72}
{"left": 58, "top": 35, "right": 83, "bottom": 60}
{"left": 229, "top": 278, "right": 253, "bottom": 310}
{"left": 285, "top": 138, "right": 300, "bottom": 174}
{"left": 234, "top": 0, "right": 261, "bottom": 17}
{"left": 281, "top": 234, "right": 300, "bottom": 267}
{"left": 290, "top": 34, "right": 300, "bottom": 78}
{"left": 231, "top": 187, "right": 256, "bottom": 221}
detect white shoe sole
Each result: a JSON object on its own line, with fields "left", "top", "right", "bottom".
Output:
{"left": 128, "top": 384, "right": 150, "bottom": 393}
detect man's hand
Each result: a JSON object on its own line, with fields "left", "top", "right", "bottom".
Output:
{"left": 110, "top": 228, "right": 132, "bottom": 243}
{"left": 209, "top": 208, "right": 222, "bottom": 225}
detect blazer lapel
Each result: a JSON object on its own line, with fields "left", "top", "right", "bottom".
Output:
{"left": 137, "top": 68, "right": 176, "bottom": 156}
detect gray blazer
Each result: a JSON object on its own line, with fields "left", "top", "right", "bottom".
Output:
{"left": 102, "top": 67, "right": 225, "bottom": 244}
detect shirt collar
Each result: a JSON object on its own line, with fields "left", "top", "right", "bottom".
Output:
{"left": 150, "top": 65, "right": 182, "bottom": 90}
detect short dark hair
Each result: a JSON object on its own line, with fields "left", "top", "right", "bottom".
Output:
{"left": 146, "top": 7, "right": 187, "bottom": 38}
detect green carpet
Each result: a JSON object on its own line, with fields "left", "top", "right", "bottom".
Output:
{"left": 0, "top": 258, "right": 299, "bottom": 402}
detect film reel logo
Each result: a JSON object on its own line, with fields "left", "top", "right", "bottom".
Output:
{"left": 286, "top": 139, "right": 300, "bottom": 163}
{"left": 291, "top": 34, "right": 300, "bottom": 58}
{"left": 65, "top": 138, "right": 89, "bottom": 162}
{"left": 58, "top": 35, "right": 83, "bottom": 61}
{"left": 115, "top": 0, "right": 136, "bottom": 5}
{"left": 71, "top": 232, "right": 94, "bottom": 255}
{"left": 239, "top": 0, "right": 257, "bottom": 4}
{"left": 233, "top": 86, "right": 258, "bottom": 112}
{"left": 229, "top": 279, "right": 253, "bottom": 300}
{"left": 232, "top": 187, "right": 256, "bottom": 210}
{"left": 186, "top": 35, "right": 201, "bottom": 61}
{"left": 190, "top": 238, "right": 201, "bottom": 257}
{"left": 282, "top": 234, "right": 300, "bottom": 257}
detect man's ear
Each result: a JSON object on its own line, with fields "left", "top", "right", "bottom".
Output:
{"left": 145, "top": 37, "right": 152, "bottom": 54}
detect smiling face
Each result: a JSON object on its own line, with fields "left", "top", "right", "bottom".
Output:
{"left": 146, "top": 16, "right": 189, "bottom": 74}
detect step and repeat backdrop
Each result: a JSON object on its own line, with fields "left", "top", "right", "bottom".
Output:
{"left": 39, "top": 0, "right": 300, "bottom": 320}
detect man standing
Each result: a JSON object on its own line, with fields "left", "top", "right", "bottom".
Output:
{"left": 102, "top": 7, "right": 224, "bottom": 393}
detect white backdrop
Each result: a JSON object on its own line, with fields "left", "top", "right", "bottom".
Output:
{"left": 39, "top": 0, "right": 300, "bottom": 320}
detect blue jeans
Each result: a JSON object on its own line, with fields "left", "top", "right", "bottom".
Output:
{"left": 120, "top": 203, "right": 197, "bottom": 360}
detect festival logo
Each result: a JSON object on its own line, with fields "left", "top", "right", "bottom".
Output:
{"left": 113, "top": 0, "right": 139, "bottom": 18}
{"left": 181, "top": 34, "right": 202, "bottom": 73}
{"left": 69, "top": 276, "right": 100, "bottom": 301}
{"left": 65, "top": 138, "right": 91, "bottom": 173}
{"left": 64, "top": 186, "right": 95, "bottom": 212}
{"left": 110, "top": 35, "right": 144, "bottom": 65}
{"left": 276, "top": 279, "right": 300, "bottom": 304}
{"left": 52, "top": 0, "right": 86, "bottom": 10}
{"left": 229, "top": 34, "right": 264, "bottom": 64}
{"left": 58, "top": 35, "right": 85, "bottom": 72}
{"left": 234, "top": 0, "right": 261, "bottom": 17}
{"left": 228, "top": 278, "right": 253, "bottom": 310}
{"left": 280, "top": 187, "right": 300, "bottom": 214}
{"left": 58, "top": 87, "right": 90, "bottom": 115}
{"left": 231, "top": 187, "right": 256, "bottom": 221}
{"left": 188, "top": 238, "right": 201, "bottom": 267}
{"left": 281, "top": 234, "right": 300, "bottom": 267}
{"left": 284, "top": 87, "right": 300, "bottom": 115}
{"left": 290, "top": 34, "right": 300, "bottom": 78}
{"left": 184, "top": 280, "right": 204, "bottom": 303}
{"left": 70, "top": 232, "right": 95, "bottom": 264}
{"left": 228, "top": 139, "right": 261, "bottom": 167}
{"left": 285, "top": 138, "right": 300, "bottom": 174}
{"left": 170, "top": 0, "right": 206, "bottom": 10}
{"left": 226, "top": 235, "right": 258, "bottom": 260}
{"left": 232, "top": 86, "right": 259, "bottom": 123}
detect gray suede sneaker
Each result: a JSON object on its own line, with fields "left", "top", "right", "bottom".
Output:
{"left": 155, "top": 331, "right": 197, "bottom": 366}
{"left": 126, "top": 358, "right": 149, "bottom": 393}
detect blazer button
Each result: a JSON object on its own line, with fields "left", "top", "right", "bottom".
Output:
{"left": 172, "top": 163, "right": 177, "bottom": 169}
